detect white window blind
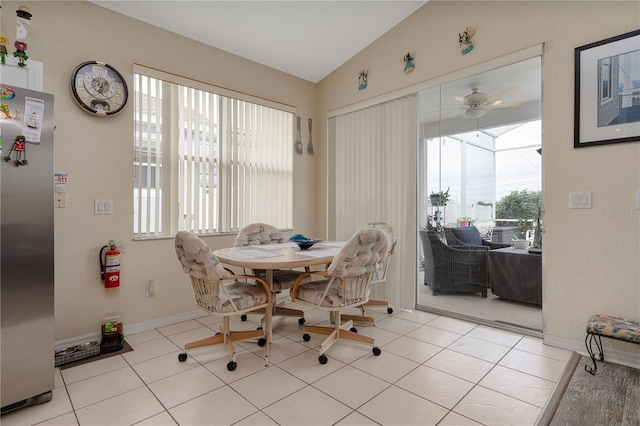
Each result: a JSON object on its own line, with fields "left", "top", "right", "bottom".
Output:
{"left": 334, "top": 95, "right": 418, "bottom": 310}
{"left": 134, "top": 67, "right": 293, "bottom": 238}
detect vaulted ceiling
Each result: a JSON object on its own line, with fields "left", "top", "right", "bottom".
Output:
{"left": 89, "top": 1, "right": 428, "bottom": 83}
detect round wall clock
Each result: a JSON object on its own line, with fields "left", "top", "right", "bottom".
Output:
{"left": 70, "top": 61, "right": 128, "bottom": 116}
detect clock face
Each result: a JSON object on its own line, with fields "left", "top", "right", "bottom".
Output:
{"left": 71, "top": 61, "right": 128, "bottom": 116}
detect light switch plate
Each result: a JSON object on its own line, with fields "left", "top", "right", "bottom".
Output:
{"left": 94, "top": 199, "right": 113, "bottom": 215}
{"left": 570, "top": 191, "right": 591, "bottom": 209}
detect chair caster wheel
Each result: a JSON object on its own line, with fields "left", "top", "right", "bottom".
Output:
{"left": 241, "top": 314, "right": 247, "bottom": 321}
{"left": 372, "top": 346, "right": 381, "bottom": 356}
{"left": 318, "top": 355, "right": 328, "bottom": 364}
{"left": 303, "top": 333, "right": 311, "bottom": 342}
{"left": 227, "top": 361, "right": 237, "bottom": 371}
{"left": 350, "top": 327, "right": 357, "bottom": 333}
{"left": 258, "top": 338, "right": 266, "bottom": 347}
{"left": 178, "top": 353, "right": 187, "bottom": 362}
{"left": 298, "top": 317, "right": 305, "bottom": 325}
{"left": 387, "top": 307, "right": 393, "bottom": 314}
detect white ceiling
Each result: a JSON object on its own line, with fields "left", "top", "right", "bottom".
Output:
{"left": 89, "top": 0, "right": 427, "bottom": 83}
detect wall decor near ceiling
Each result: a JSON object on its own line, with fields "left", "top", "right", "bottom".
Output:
{"left": 403, "top": 52, "right": 415, "bottom": 74}
{"left": 459, "top": 27, "right": 475, "bottom": 55}
{"left": 13, "top": 6, "right": 33, "bottom": 67}
{"left": 358, "top": 70, "right": 368, "bottom": 90}
{"left": 574, "top": 29, "right": 640, "bottom": 148}
{"left": 0, "top": 34, "right": 9, "bottom": 65}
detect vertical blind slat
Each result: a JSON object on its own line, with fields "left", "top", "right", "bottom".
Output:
{"left": 334, "top": 95, "right": 417, "bottom": 309}
{"left": 134, "top": 72, "right": 293, "bottom": 237}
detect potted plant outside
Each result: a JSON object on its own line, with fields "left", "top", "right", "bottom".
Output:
{"left": 429, "top": 187, "right": 450, "bottom": 207}
{"left": 456, "top": 216, "right": 476, "bottom": 227}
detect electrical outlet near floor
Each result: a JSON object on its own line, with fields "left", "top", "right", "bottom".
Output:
{"left": 145, "top": 279, "right": 156, "bottom": 297}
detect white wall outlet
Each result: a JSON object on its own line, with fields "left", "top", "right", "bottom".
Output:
{"left": 145, "top": 279, "right": 156, "bottom": 297}
{"left": 570, "top": 191, "right": 591, "bottom": 209}
{"left": 637, "top": 191, "right": 640, "bottom": 209}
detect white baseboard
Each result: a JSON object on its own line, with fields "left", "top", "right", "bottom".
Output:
{"left": 55, "top": 310, "right": 207, "bottom": 350}
{"left": 544, "top": 333, "right": 640, "bottom": 369}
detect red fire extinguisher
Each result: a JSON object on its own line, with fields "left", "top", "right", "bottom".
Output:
{"left": 100, "top": 240, "right": 120, "bottom": 288}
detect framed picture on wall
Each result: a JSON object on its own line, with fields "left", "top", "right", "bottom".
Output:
{"left": 574, "top": 29, "right": 640, "bottom": 148}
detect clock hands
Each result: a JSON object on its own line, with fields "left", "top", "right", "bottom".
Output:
{"left": 73, "top": 61, "right": 128, "bottom": 115}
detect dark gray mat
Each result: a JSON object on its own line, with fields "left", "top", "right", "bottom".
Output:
{"left": 540, "top": 353, "right": 640, "bottom": 425}
{"left": 59, "top": 340, "right": 133, "bottom": 370}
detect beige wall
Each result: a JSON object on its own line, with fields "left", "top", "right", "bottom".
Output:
{"left": 317, "top": 1, "right": 640, "bottom": 358}
{"left": 1, "top": 1, "right": 318, "bottom": 341}
{"left": 2, "top": 1, "right": 639, "bottom": 361}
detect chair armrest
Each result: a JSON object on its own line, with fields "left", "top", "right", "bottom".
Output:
{"left": 482, "top": 240, "right": 512, "bottom": 250}
{"left": 448, "top": 244, "right": 489, "bottom": 253}
{"left": 448, "top": 248, "right": 487, "bottom": 269}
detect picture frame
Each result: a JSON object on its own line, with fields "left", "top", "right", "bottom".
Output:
{"left": 574, "top": 29, "right": 640, "bottom": 148}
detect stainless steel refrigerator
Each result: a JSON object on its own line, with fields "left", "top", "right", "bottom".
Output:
{"left": 1, "top": 85, "right": 55, "bottom": 413}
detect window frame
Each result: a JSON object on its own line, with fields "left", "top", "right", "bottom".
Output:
{"left": 133, "top": 65, "right": 295, "bottom": 239}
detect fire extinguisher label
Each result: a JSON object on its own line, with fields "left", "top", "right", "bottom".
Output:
{"left": 104, "top": 250, "right": 120, "bottom": 288}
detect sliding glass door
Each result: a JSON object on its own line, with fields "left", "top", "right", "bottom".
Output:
{"left": 417, "top": 56, "right": 543, "bottom": 333}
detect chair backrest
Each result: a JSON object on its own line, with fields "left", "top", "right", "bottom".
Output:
{"left": 448, "top": 226, "right": 483, "bottom": 246}
{"left": 176, "top": 231, "right": 228, "bottom": 280}
{"left": 362, "top": 222, "right": 396, "bottom": 255}
{"left": 234, "top": 223, "right": 285, "bottom": 247}
{"left": 327, "top": 228, "right": 389, "bottom": 303}
{"left": 175, "top": 231, "right": 229, "bottom": 310}
{"left": 360, "top": 222, "right": 396, "bottom": 281}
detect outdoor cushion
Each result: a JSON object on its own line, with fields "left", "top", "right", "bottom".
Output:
{"left": 450, "top": 226, "right": 484, "bottom": 246}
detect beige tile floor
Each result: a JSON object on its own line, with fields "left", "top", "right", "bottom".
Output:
{"left": 2, "top": 298, "right": 573, "bottom": 426}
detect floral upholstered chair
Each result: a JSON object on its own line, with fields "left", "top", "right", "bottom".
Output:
{"left": 290, "top": 227, "right": 389, "bottom": 364}
{"left": 175, "top": 231, "right": 271, "bottom": 371}
{"left": 341, "top": 222, "right": 396, "bottom": 325}
{"left": 234, "top": 223, "right": 309, "bottom": 325}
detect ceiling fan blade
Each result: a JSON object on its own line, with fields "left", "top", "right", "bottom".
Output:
{"left": 487, "top": 86, "right": 521, "bottom": 103}
{"left": 489, "top": 101, "right": 521, "bottom": 109}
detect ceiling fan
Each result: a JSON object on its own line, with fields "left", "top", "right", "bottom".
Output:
{"left": 454, "top": 86, "right": 522, "bottom": 119}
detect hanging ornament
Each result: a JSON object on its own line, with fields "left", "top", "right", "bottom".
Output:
{"left": 13, "top": 6, "right": 32, "bottom": 67}
{"left": 5, "top": 135, "right": 28, "bottom": 166}
{"left": 0, "top": 34, "right": 9, "bottom": 65}
{"left": 358, "top": 70, "right": 368, "bottom": 90}
{"left": 13, "top": 41, "right": 28, "bottom": 67}
{"left": 403, "top": 52, "right": 415, "bottom": 74}
{"left": 459, "top": 27, "right": 475, "bottom": 55}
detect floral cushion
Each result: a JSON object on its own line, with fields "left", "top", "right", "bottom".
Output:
{"left": 191, "top": 278, "right": 268, "bottom": 313}
{"left": 358, "top": 222, "right": 396, "bottom": 281}
{"left": 328, "top": 227, "right": 389, "bottom": 278}
{"left": 176, "top": 231, "right": 268, "bottom": 313}
{"left": 235, "top": 223, "right": 308, "bottom": 290}
{"left": 175, "top": 231, "right": 227, "bottom": 280}
{"left": 234, "top": 223, "right": 285, "bottom": 247}
{"left": 586, "top": 314, "right": 640, "bottom": 344}
{"left": 295, "top": 228, "right": 388, "bottom": 308}
{"left": 296, "top": 280, "right": 343, "bottom": 308}
{"left": 256, "top": 269, "right": 303, "bottom": 291}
